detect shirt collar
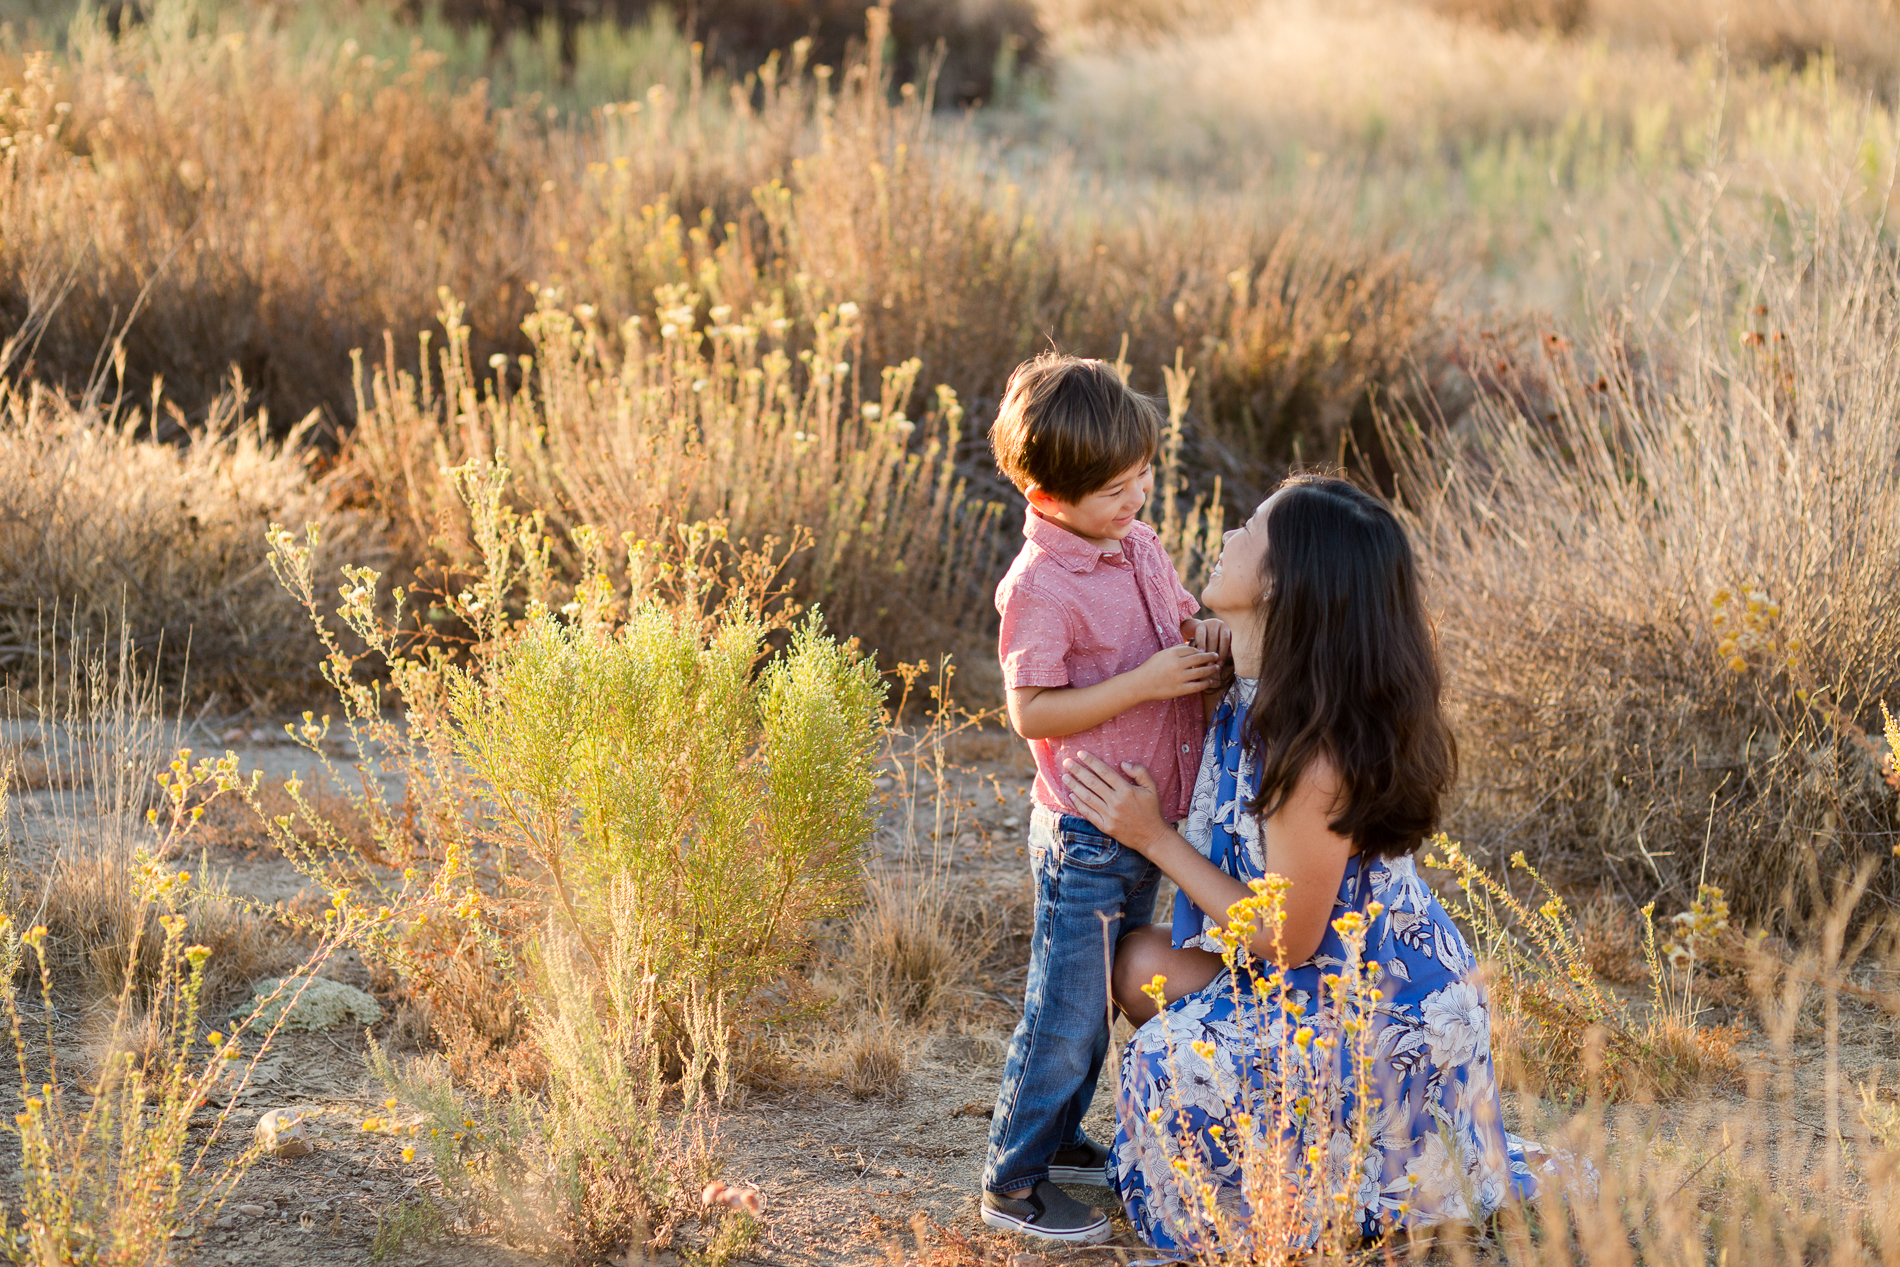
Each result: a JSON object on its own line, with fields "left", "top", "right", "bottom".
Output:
{"left": 1023, "top": 504, "right": 1135, "bottom": 574}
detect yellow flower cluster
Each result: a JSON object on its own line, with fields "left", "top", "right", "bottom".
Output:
{"left": 1883, "top": 702, "right": 1899, "bottom": 800}
{"left": 1662, "top": 884, "right": 1730, "bottom": 971}
{"left": 1712, "top": 583, "right": 1792, "bottom": 676}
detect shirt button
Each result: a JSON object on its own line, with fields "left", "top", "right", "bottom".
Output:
{"left": 1181, "top": 744, "right": 1190, "bottom": 753}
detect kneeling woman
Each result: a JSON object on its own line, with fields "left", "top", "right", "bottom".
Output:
{"left": 1060, "top": 476, "right": 1559, "bottom": 1251}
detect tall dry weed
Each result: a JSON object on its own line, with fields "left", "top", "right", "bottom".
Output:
{"left": 0, "top": 378, "right": 373, "bottom": 704}
{"left": 2, "top": 2, "right": 1440, "bottom": 494}
{"left": 1, "top": 624, "right": 291, "bottom": 1005}
{"left": 0, "top": 624, "right": 359, "bottom": 1263}
{"left": 1388, "top": 202, "right": 1900, "bottom": 923}
{"left": 349, "top": 286, "right": 1003, "bottom": 667}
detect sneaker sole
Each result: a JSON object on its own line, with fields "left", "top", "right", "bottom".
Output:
{"left": 980, "top": 1204, "right": 1112, "bottom": 1245}
{"left": 1046, "top": 1163, "right": 1110, "bottom": 1184}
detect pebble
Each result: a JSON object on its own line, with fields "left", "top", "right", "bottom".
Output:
{"left": 236, "top": 1204, "right": 265, "bottom": 1217}
{"left": 255, "top": 1107, "right": 315, "bottom": 1159}
{"left": 1009, "top": 1255, "right": 1048, "bottom": 1267}
{"left": 1003, "top": 816, "right": 1021, "bottom": 828}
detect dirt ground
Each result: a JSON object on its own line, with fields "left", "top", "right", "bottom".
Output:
{"left": 6, "top": 720, "right": 1896, "bottom": 1266}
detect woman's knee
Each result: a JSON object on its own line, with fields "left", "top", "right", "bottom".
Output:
{"left": 1112, "top": 925, "right": 1175, "bottom": 1024}
{"left": 1113, "top": 927, "right": 1223, "bottom": 1025}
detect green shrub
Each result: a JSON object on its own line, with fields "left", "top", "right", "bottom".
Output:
{"left": 267, "top": 462, "right": 883, "bottom": 1251}
{"left": 268, "top": 459, "right": 885, "bottom": 1069}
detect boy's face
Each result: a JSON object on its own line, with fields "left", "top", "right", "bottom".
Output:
{"left": 1028, "top": 458, "right": 1154, "bottom": 546}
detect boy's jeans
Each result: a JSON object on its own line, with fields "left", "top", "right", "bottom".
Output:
{"left": 985, "top": 808, "right": 1160, "bottom": 1195}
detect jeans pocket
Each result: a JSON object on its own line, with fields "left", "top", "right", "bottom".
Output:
{"left": 1055, "top": 816, "right": 1125, "bottom": 872}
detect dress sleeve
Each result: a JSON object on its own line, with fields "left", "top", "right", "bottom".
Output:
{"left": 996, "top": 578, "right": 1073, "bottom": 690}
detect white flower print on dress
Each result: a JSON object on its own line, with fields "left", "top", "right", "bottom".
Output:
{"left": 1399, "top": 1133, "right": 1472, "bottom": 1223}
{"left": 1420, "top": 981, "right": 1490, "bottom": 1069}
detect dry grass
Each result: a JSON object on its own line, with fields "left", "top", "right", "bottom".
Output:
{"left": 1424, "top": 0, "right": 1900, "bottom": 83}
{"left": 834, "top": 869, "right": 991, "bottom": 1025}
{"left": 2, "top": 0, "right": 1441, "bottom": 467}
{"left": 1033, "top": 0, "right": 1900, "bottom": 322}
{"left": 1, "top": 627, "right": 295, "bottom": 1008}
{"left": 1389, "top": 202, "right": 1900, "bottom": 925}
{"left": 0, "top": 372, "right": 377, "bottom": 706}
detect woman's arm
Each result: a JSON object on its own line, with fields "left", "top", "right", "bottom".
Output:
{"left": 1060, "top": 751, "right": 1355, "bottom": 967}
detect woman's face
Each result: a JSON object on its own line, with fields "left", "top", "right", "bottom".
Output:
{"left": 1201, "top": 492, "right": 1277, "bottom": 618}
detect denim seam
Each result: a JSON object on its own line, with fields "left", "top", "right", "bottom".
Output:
{"left": 986, "top": 860, "right": 1060, "bottom": 1197}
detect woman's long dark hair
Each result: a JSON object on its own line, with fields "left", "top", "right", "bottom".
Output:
{"left": 1243, "top": 476, "right": 1455, "bottom": 858}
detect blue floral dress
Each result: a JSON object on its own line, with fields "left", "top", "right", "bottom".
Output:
{"left": 1110, "top": 680, "right": 1564, "bottom": 1251}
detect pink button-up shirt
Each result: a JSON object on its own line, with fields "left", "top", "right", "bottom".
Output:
{"left": 996, "top": 506, "right": 1206, "bottom": 823}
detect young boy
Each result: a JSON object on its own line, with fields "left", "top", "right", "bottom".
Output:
{"left": 981, "top": 353, "right": 1229, "bottom": 1243}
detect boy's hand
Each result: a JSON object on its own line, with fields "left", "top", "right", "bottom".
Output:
{"left": 1131, "top": 644, "right": 1223, "bottom": 702}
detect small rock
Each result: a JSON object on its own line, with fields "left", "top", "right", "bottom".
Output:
{"left": 1009, "top": 1254, "right": 1047, "bottom": 1267}
{"left": 235, "top": 977, "right": 382, "bottom": 1032}
{"left": 214, "top": 1215, "right": 234, "bottom": 1230}
{"left": 359, "top": 1181, "right": 375, "bottom": 1192}
{"left": 236, "top": 1204, "right": 265, "bottom": 1217}
{"left": 255, "top": 1108, "right": 315, "bottom": 1158}
{"left": 1003, "top": 816, "right": 1021, "bottom": 829}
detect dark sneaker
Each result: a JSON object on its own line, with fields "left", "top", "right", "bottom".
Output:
{"left": 980, "top": 1181, "right": 1112, "bottom": 1244}
{"left": 1047, "top": 1138, "right": 1111, "bottom": 1185}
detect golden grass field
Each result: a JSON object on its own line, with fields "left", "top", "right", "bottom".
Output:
{"left": 0, "top": 0, "right": 1898, "bottom": 1262}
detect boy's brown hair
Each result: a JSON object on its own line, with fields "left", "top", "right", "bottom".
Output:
{"left": 989, "top": 353, "right": 1164, "bottom": 502}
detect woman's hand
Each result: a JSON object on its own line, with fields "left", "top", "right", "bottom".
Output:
{"left": 1193, "top": 617, "right": 1236, "bottom": 698}
{"left": 1191, "top": 617, "right": 1233, "bottom": 663}
{"left": 1060, "top": 751, "right": 1169, "bottom": 854}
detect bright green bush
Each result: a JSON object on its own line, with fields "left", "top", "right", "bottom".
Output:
{"left": 445, "top": 590, "right": 885, "bottom": 1045}
{"left": 265, "top": 460, "right": 886, "bottom": 1075}
{"left": 272, "top": 465, "right": 884, "bottom": 1253}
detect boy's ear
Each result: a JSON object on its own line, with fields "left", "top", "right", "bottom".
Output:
{"left": 1024, "top": 484, "right": 1063, "bottom": 512}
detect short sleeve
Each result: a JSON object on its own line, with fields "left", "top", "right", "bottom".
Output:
{"left": 996, "top": 577, "right": 1074, "bottom": 690}
{"left": 1174, "top": 570, "right": 1200, "bottom": 623}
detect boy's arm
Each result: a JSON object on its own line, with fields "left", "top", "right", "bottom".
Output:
{"left": 1008, "top": 644, "right": 1221, "bottom": 740}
